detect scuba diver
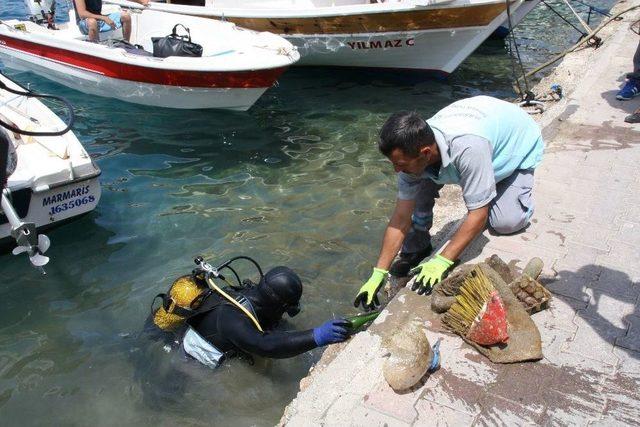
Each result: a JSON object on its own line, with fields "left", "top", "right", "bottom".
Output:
{"left": 149, "top": 256, "right": 350, "bottom": 369}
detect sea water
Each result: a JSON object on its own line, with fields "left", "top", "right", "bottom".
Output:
{"left": 0, "top": 0, "right": 616, "bottom": 424}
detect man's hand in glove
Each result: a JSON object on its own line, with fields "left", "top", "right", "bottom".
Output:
{"left": 410, "top": 254, "right": 454, "bottom": 295}
{"left": 353, "top": 267, "right": 388, "bottom": 310}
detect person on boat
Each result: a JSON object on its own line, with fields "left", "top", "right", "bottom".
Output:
{"left": 72, "top": 0, "right": 149, "bottom": 42}
{"left": 149, "top": 265, "right": 350, "bottom": 369}
{"left": 353, "top": 95, "right": 544, "bottom": 310}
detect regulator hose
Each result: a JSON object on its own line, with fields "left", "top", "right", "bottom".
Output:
{"left": 0, "top": 74, "right": 75, "bottom": 136}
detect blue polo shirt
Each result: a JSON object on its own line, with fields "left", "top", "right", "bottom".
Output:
{"left": 397, "top": 96, "right": 543, "bottom": 209}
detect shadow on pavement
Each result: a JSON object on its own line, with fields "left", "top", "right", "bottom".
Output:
{"left": 542, "top": 264, "right": 639, "bottom": 362}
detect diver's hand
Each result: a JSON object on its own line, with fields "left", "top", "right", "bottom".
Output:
{"left": 138, "top": 0, "right": 150, "bottom": 6}
{"left": 353, "top": 267, "right": 387, "bottom": 311}
{"left": 313, "top": 319, "right": 350, "bottom": 346}
{"left": 410, "top": 254, "right": 454, "bottom": 295}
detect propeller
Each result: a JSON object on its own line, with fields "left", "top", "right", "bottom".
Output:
{"left": 2, "top": 192, "right": 50, "bottom": 273}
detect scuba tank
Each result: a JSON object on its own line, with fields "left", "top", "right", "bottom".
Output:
{"left": 23, "top": 0, "right": 56, "bottom": 29}
{"left": 151, "top": 256, "right": 266, "bottom": 333}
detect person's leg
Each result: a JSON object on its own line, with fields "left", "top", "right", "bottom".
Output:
{"left": 390, "top": 179, "right": 443, "bottom": 276}
{"left": 617, "top": 40, "right": 640, "bottom": 100}
{"left": 489, "top": 169, "right": 535, "bottom": 235}
{"left": 120, "top": 11, "right": 131, "bottom": 41}
{"left": 79, "top": 17, "right": 99, "bottom": 42}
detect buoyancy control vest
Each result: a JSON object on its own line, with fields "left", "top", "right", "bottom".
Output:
{"left": 181, "top": 289, "right": 259, "bottom": 368}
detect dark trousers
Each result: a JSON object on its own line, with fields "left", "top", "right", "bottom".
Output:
{"left": 635, "top": 40, "right": 640, "bottom": 74}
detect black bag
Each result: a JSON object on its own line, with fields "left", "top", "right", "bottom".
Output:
{"left": 151, "top": 24, "right": 203, "bottom": 58}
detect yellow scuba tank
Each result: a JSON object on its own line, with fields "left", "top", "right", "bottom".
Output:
{"left": 153, "top": 275, "right": 207, "bottom": 331}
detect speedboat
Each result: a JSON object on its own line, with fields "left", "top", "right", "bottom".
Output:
{"left": 0, "top": 1, "right": 300, "bottom": 110}
{"left": 0, "top": 71, "right": 101, "bottom": 270}
{"left": 112, "top": 0, "right": 540, "bottom": 74}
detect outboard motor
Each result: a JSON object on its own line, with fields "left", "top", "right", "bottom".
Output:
{"left": 23, "top": 0, "right": 56, "bottom": 29}
{"left": 0, "top": 129, "right": 50, "bottom": 272}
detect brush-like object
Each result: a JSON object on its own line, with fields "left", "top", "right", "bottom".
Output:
{"left": 442, "top": 267, "right": 509, "bottom": 346}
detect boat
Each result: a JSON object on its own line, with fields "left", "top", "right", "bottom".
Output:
{"left": 0, "top": 72, "right": 101, "bottom": 270}
{"left": 0, "top": 1, "right": 300, "bottom": 110}
{"left": 109, "top": 0, "right": 540, "bottom": 75}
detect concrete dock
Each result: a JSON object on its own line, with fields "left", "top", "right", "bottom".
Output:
{"left": 279, "top": 1, "right": 640, "bottom": 425}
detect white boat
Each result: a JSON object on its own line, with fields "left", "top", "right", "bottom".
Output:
{"left": 0, "top": 72, "right": 101, "bottom": 270}
{"left": 111, "top": 0, "right": 540, "bottom": 74}
{"left": 0, "top": 1, "right": 300, "bottom": 110}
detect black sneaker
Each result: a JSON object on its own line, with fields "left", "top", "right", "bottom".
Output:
{"left": 625, "top": 112, "right": 640, "bottom": 124}
{"left": 389, "top": 245, "right": 433, "bottom": 278}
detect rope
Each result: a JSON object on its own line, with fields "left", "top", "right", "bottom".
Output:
{"left": 562, "top": 0, "right": 593, "bottom": 33}
{"left": 505, "top": 0, "right": 533, "bottom": 99}
{"left": 542, "top": 1, "right": 589, "bottom": 37}
{"left": 516, "top": 4, "right": 640, "bottom": 86}
{"left": 0, "top": 73, "right": 75, "bottom": 136}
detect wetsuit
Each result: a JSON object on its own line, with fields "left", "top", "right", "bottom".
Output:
{"left": 186, "top": 290, "right": 317, "bottom": 360}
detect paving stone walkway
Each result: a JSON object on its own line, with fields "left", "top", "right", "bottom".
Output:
{"left": 280, "top": 3, "right": 640, "bottom": 425}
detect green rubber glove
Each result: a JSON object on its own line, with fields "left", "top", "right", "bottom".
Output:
{"left": 410, "top": 254, "right": 454, "bottom": 295}
{"left": 353, "top": 267, "right": 388, "bottom": 310}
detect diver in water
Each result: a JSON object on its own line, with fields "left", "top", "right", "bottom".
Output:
{"left": 150, "top": 258, "right": 350, "bottom": 369}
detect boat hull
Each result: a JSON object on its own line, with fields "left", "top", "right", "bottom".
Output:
{"left": 0, "top": 176, "right": 101, "bottom": 242}
{"left": 284, "top": 27, "right": 499, "bottom": 73}
{"left": 0, "top": 38, "right": 282, "bottom": 110}
{"left": 127, "top": 0, "right": 534, "bottom": 73}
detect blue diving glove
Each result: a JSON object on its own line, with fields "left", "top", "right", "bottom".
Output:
{"left": 313, "top": 319, "right": 350, "bottom": 346}
{"left": 410, "top": 254, "right": 454, "bottom": 295}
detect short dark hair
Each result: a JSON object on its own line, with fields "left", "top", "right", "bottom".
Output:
{"left": 378, "top": 111, "right": 435, "bottom": 157}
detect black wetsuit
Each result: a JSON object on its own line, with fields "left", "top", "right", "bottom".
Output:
{"left": 186, "top": 289, "right": 317, "bottom": 359}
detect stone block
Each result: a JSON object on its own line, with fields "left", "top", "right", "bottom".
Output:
{"left": 485, "top": 363, "right": 550, "bottom": 415}
{"left": 539, "top": 329, "right": 574, "bottom": 366}
{"left": 553, "top": 251, "right": 604, "bottom": 279}
{"left": 537, "top": 364, "right": 606, "bottom": 426}
{"left": 543, "top": 272, "right": 593, "bottom": 303}
{"left": 597, "top": 242, "right": 640, "bottom": 277}
{"left": 362, "top": 381, "right": 420, "bottom": 424}
{"left": 324, "top": 403, "right": 413, "bottom": 427}
{"left": 616, "top": 315, "right": 640, "bottom": 353}
{"left": 612, "top": 346, "right": 640, "bottom": 376}
{"left": 473, "top": 395, "right": 541, "bottom": 426}
{"left": 611, "top": 221, "right": 640, "bottom": 248}
{"left": 582, "top": 293, "right": 636, "bottom": 330}
{"left": 539, "top": 297, "right": 588, "bottom": 333}
{"left": 590, "top": 267, "right": 640, "bottom": 300}
{"left": 419, "top": 372, "right": 483, "bottom": 416}
{"left": 413, "top": 398, "right": 476, "bottom": 427}
{"left": 562, "top": 311, "right": 626, "bottom": 365}
{"left": 597, "top": 372, "right": 640, "bottom": 426}
{"left": 564, "top": 226, "right": 612, "bottom": 252}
